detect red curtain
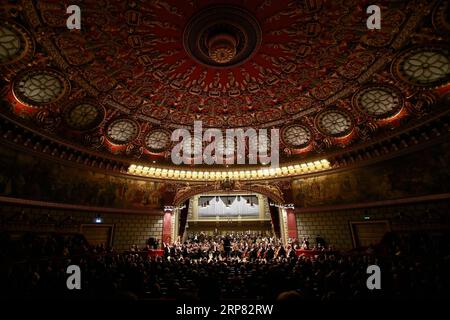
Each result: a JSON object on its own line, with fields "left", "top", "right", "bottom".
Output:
{"left": 162, "top": 209, "right": 172, "bottom": 244}
{"left": 286, "top": 208, "right": 298, "bottom": 240}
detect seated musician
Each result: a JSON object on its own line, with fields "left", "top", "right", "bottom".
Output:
{"left": 257, "top": 245, "right": 266, "bottom": 259}
{"left": 266, "top": 245, "right": 275, "bottom": 261}
{"left": 249, "top": 244, "right": 258, "bottom": 261}
{"left": 287, "top": 245, "right": 296, "bottom": 259}
{"left": 277, "top": 245, "right": 286, "bottom": 258}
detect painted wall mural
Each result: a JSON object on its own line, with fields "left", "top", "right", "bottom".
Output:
{"left": 292, "top": 142, "right": 450, "bottom": 208}
{"left": 1, "top": 140, "right": 449, "bottom": 210}
{"left": 0, "top": 145, "right": 165, "bottom": 209}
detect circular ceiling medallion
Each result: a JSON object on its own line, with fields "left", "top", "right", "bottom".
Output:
{"left": 13, "top": 69, "right": 70, "bottom": 107}
{"left": 145, "top": 129, "right": 171, "bottom": 152}
{"left": 0, "top": 21, "right": 33, "bottom": 65}
{"left": 392, "top": 46, "right": 450, "bottom": 87}
{"left": 64, "top": 102, "right": 104, "bottom": 131}
{"left": 183, "top": 5, "right": 262, "bottom": 68}
{"left": 105, "top": 118, "right": 139, "bottom": 145}
{"left": 353, "top": 85, "right": 403, "bottom": 119}
{"left": 282, "top": 125, "right": 312, "bottom": 148}
{"left": 316, "top": 110, "right": 353, "bottom": 137}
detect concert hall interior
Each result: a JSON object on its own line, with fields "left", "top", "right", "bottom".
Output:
{"left": 0, "top": 0, "right": 449, "bottom": 303}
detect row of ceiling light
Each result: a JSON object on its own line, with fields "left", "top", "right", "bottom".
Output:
{"left": 127, "top": 159, "right": 330, "bottom": 181}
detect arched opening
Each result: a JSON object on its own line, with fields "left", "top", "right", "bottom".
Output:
{"left": 173, "top": 191, "right": 283, "bottom": 243}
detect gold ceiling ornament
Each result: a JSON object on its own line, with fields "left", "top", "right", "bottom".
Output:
{"left": 208, "top": 33, "right": 237, "bottom": 64}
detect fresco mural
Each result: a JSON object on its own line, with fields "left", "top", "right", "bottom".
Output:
{"left": 1, "top": 141, "right": 449, "bottom": 210}
{"left": 292, "top": 142, "right": 450, "bottom": 208}
{"left": 0, "top": 145, "right": 165, "bottom": 209}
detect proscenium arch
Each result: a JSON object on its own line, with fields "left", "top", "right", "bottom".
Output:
{"left": 173, "top": 183, "right": 285, "bottom": 206}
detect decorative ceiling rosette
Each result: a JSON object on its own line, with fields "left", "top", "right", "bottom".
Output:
{"left": 63, "top": 101, "right": 105, "bottom": 131}
{"left": 337, "top": 52, "right": 376, "bottom": 80}
{"left": 315, "top": 109, "right": 353, "bottom": 137}
{"left": 183, "top": 5, "right": 262, "bottom": 68}
{"left": 0, "top": 20, "right": 34, "bottom": 65}
{"left": 12, "top": 68, "right": 70, "bottom": 107}
{"left": 392, "top": 45, "right": 450, "bottom": 87}
{"left": 198, "top": 115, "right": 225, "bottom": 128}
{"left": 255, "top": 108, "right": 283, "bottom": 124}
{"left": 227, "top": 114, "right": 254, "bottom": 127}
{"left": 144, "top": 129, "right": 171, "bottom": 153}
{"left": 140, "top": 104, "right": 169, "bottom": 120}
{"left": 111, "top": 88, "right": 143, "bottom": 109}
{"left": 177, "top": 96, "right": 201, "bottom": 114}
{"left": 283, "top": 97, "right": 314, "bottom": 115}
{"left": 311, "top": 78, "right": 344, "bottom": 101}
{"left": 105, "top": 118, "right": 140, "bottom": 145}
{"left": 169, "top": 111, "right": 195, "bottom": 126}
{"left": 282, "top": 124, "right": 313, "bottom": 148}
{"left": 353, "top": 85, "right": 404, "bottom": 119}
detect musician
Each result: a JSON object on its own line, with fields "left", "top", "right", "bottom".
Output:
{"left": 257, "top": 245, "right": 266, "bottom": 259}
{"left": 181, "top": 244, "right": 188, "bottom": 258}
{"left": 163, "top": 243, "right": 170, "bottom": 258}
{"left": 249, "top": 244, "right": 258, "bottom": 261}
{"left": 169, "top": 243, "right": 177, "bottom": 257}
{"left": 210, "top": 241, "right": 220, "bottom": 259}
{"left": 230, "top": 244, "right": 241, "bottom": 259}
{"left": 266, "top": 245, "right": 275, "bottom": 261}
{"left": 316, "top": 234, "right": 326, "bottom": 249}
{"left": 287, "top": 245, "right": 296, "bottom": 259}
{"left": 223, "top": 235, "right": 232, "bottom": 257}
{"left": 277, "top": 245, "right": 286, "bottom": 258}
{"left": 302, "top": 237, "right": 310, "bottom": 250}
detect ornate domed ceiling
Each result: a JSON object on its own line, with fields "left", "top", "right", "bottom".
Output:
{"left": 0, "top": 0, "right": 449, "bottom": 170}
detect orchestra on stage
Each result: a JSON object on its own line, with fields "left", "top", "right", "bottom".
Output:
{"left": 159, "top": 232, "right": 334, "bottom": 261}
